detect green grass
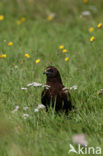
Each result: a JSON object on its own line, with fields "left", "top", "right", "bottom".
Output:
{"left": 0, "top": 0, "right": 103, "bottom": 155}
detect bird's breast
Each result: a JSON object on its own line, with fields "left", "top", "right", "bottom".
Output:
{"left": 47, "top": 84, "right": 63, "bottom": 97}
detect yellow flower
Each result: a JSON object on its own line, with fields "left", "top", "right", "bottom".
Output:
{"left": 25, "top": 54, "right": 30, "bottom": 58}
{"left": 97, "top": 23, "right": 102, "bottom": 28}
{"left": 83, "top": 0, "right": 88, "bottom": 3}
{"left": 65, "top": 57, "right": 69, "bottom": 62}
{"left": 59, "top": 45, "right": 64, "bottom": 49}
{"left": 90, "top": 36, "right": 95, "bottom": 42}
{"left": 0, "top": 54, "right": 6, "bottom": 58}
{"left": 17, "top": 20, "right": 21, "bottom": 25}
{"left": 21, "top": 17, "right": 26, "bottom": 22}
{"left": 8, "top": 42, "right": 13, "bottom": 46}
{"left": 2, "top": 54, "right": 6, "bottom": 58}
{"left": 47, "top": 15, "right": 54, "bottom": 21}
{"left": 0, "top": 15, "right": 4, "bottom": 21}
{"left": 89, "top": 27, "right": 94, "bottom": 33}
{"left": 36, "top": 59, "right": 40, "bottom": 64}
{"left": 62, "top": 49, "right": 68, "bottom": 53}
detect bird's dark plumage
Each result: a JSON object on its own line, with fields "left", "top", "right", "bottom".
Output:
{"left": 41, "top": 66, "right": 73, "bottom": 114}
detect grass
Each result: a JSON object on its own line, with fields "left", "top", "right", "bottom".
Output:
{"left": 0, "top": 0, "right": 103, "bottom": 155}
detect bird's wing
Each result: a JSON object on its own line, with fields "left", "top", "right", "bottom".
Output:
{"left": 41, "top": 89, "right": 47, "bottom": 105}
{"left": 61, "top": 87, "right": 73, "bottom": 112}
{"left": 41, "top": 89, "right": 50, "bottom": 106}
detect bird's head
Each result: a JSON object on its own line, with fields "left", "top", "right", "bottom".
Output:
{"left": 43, "top": 66, "right": 63, "bottom": 84}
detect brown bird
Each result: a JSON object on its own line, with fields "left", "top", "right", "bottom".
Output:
{"left": 41, "top": 66, "right": 73, "bottom": 114}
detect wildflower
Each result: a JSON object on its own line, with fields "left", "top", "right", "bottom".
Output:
{"left": 72, "top": 134, "right": 88, "bottom": 146}
{"left": 23, "top": 107, "right": 28, "bottom": 111}
{"left": 27, "top": 82, "right": 42, "bottom": 87}
{"left": 0, "top": 54, "right": 6, "bottom": 58}
{"left": 83, "top": 0, "right": 88, "bottom": 3}
{"left": 34, "top": 104, "right": 45, "bottom": 112}
{"left": 81, "top": 11, "right": 91, "bottom": 16}
{"left": 65, "top": 57, "right": 69, "bottom": 62}
{"left": 97, "top": 23, "right": 102, "bottom": 28}
{"left": 25, "top": 54, "right": 30, "bottom": 58}
{"left": 17, "top": 20, "right": 21, "bottom": 25}
{"left": 37, "top": 104, "right": 45, "bottom": 109}
{"left": 23, "top": 114, "right": 29, "bottom": 119}
{"left": 36, "top": 59, "right": 40, "bottom": 64}
{"left": 70, "top": 85, "right": 78, "bottom": 90}
{"left": 21, "top": 17, "right": 26, "bottom": 22}
{"left": 34, "top": 108, "right": 39, "bottom": 112}
{"left": 8, "top": 42, "right": 13, "bottom": 46}
{"left": 0, "top": 15, "right": 4, "bottom": 21}
{"left": 89, "top": 27, "right": 94, "bottom": 32}
{"left": 62, "top": 49, "right": 68, "bottom": 53}
{"left": 12, "top": 106, "right": 19, "bottom": 113}
{"left": 21, "top": 88, "right": 28, "bottom": 90}
{"left": 2, "top": 54, "right": 6, "bottom": 58}
{"left": 47, "top": 15, "right": 53, "bottom": 21}
{"left": 59, "top": 45, "right": 64, "bottom": 49}
{"left": 43, "top": 85, "right": 50, "bottom": 89}
{"left": 47, "top": 13, "right": 55, "bottom": 21}
{"left": 90, "top": 36, "right": 95, "bottom": 42}
{"left": 14, "top": 65, "right": 18, "bottom": 69}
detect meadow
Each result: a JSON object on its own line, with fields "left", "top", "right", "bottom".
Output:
{"left": 0, "top": 0, "right": 103, "bottom": 155}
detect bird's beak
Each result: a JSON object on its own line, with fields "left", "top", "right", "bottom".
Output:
{"left": 43, "top": 71, "right": 46, "bottom": 74}
{"left": 43, "top": 70, "right": 49, "bottom": 75}
{"left": 43, "top": 71, "right": 47, "bottom": 74}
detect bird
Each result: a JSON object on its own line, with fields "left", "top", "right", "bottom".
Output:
{"left": 41, "top": 66, "right": 74, "bottom": 114}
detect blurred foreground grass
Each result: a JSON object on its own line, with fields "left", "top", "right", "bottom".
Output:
{"left": 0, "top": 0, "right": 103, "bottom": 155}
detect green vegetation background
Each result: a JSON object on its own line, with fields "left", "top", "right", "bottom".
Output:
{"left": 0, "top": 0, "right": 103, "bottom": 155}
